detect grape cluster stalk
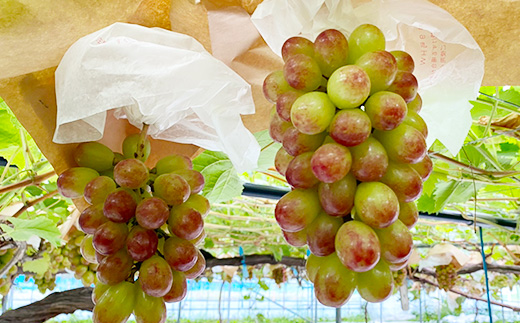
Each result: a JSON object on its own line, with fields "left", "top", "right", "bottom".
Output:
{"left": 57, "top": 133, "right": 210, "bottom": 323}
{"left": 265, "top": 24, "right": 431, "bottom": 307}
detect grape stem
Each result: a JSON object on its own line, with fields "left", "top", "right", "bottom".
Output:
{"left": 0, "top": 171, "right": 56, "bottom": 195}
{"left": 429, "top": 151, "right": 520, "bottom": 178}
{"left": 136, "top": 124, "right": 150, "bottom": 160}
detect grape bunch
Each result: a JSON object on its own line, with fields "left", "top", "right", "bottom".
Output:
{"left": 265, "top": 24, "right": 431, "bottom": 307}
{"left": 0, "top": 248, "right": 18, "bottom": 296}
{"left": 435, "top": 262, "right": 458, "bottom": 291}
{"left": 57, "top": 133, "right": 209, "bottom": 323}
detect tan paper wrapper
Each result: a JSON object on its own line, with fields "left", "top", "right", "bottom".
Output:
{"left": 0, "top": 0, "right": 518, "bottom": 178}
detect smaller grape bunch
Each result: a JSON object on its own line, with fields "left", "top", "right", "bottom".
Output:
{"left": 0, "top": 248, "right": 19, "bottom": 296}
{"left": 435, "top": 262, "right": 458, "bottom": 291}
{"left": 266, "top": 24, "right": 430, "bottom": 308}
{"left": 57, "top": 133, "right": 209, "bottom": 323}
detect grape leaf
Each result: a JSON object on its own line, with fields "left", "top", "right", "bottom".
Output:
{"left": 0, "top": 216, "right": 62, "bottom": 247}
{"left": 193, "top": 151, "right": 243, "bottom": 203}
{"left": 22, "top": 257, "right": 50, "bottom": 276}
{"left": 254, "top": 130, "right": 281, "bottom": 171}
{"left": 417, "top": 193, "right": 436, "bottom": 214}
{"left": 432, "top": 180, "right": 484, "bottom": 212}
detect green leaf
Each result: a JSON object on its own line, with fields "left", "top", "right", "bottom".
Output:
{"left": 193, "top": 151, "right": 243, "bottom": 203}
{"left": 498, "top": 87, "right": 520, "bottom": 106}
{"left": 22, "top": 257, "right": 49, "bottom": 276}
{"left": 254, "top": 130, "right": 281, "bottom": 171}
{"left": 258, "top": 280, "right": 269, "bottom": 291}
{"left": 432, "top": 180, "right": 484, "bottom": 212}
{"left": 417, "top": 194, "right": 436, "bottom": 213}
{"left": 0, "top": 216, "right": 62, "bottom": 247}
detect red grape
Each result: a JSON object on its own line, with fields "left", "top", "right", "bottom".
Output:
{"left": 283, "top": 54, "right": 322, "bottom": 91}
{"left": 135, "top": 197, "right": 170, "bottom": 230}
{"left": 390, "top": 50, "right": 414, "bottom": 73}
{"left": 57, "top": 167, "right": 99, "bottom": 199}
{"left": 282, "top": 127, "right": 326, "bottom": 156}
{"left": 163, "top": 236, "right": 198, "bottom": 272}
{"left": 93, "top": 221, "right": 128, "bottom": 255}
{"left": 329, "top": 109, "right": 372, "bottom": 147}
{"left": 318, "top": 173, "right": 356, "bottom": 217}
{"left": 168, "top": 204, "right": 203, "bottom": 241}
{"left": 348, "top": 136, "right": 388, "bottom": 182}
{"left": 139, "top": 255, "right": 173, "bottom": 297}
{"left": 354, "top": 182, "right": 399, "bottom": 229}
{"left": 126, "top": 225, "right": 158, "bottom": 262}
{"left": 335, "top": 221, "right": 381, "bottom": 272}
{"left": 282, "top": 36, "right": 315, "bottom": 62}
{"left": 114, "top": 158, "right": 149, "bottom": 189}
{"left": 355, "top": 51, "right": 397, "bottom": 94}
{"left": 364, "top": 91, "right": 407, "bottom": 131}
{"left": 306, "top": 212, "right": 343, "bottom": 256}
{"left": 286, "top": 152, "right": 319, "bottom": 189}
{"left": 274, "top": 189, "right": 321, "bottom": 232}
{"left": 263, "top": 70, "right": 293, "bottom": 103}
{"left": 313, "top": 29, "right": 349, "bottom": 77}
{"left": 387, "top": 71, "right": 418, "bottom": 103}
{"left": 103, "top": 189, "right": 138, "bottom": 223}
{"left": 311, "top": 143, "right": 352, "bottom": 183}
{"left": 79, "top": 204, "right": 108, "bottom": 235}
{"left": 380, "top": 162, "right": 423, "bottom": 202}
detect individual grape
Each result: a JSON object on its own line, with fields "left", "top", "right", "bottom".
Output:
{"left": 398, "top": 201, "right": 419, "bottom": 229}
{"left": 92, "top": 281, "right": 110, "bottom": 304}
{"left": 410, "top": 154, "right": 433, "bottom": 181}
{"left": 189, "top": 229, "right": 207, "bottom": 247}
{"left": 357, "top": 260, "right": 394, "bottom": 302}
{"left": 435, "top": 263, "right": 458, "bottom": 291}
{"left": 282, "top": 228, "right": 307, "bottom": 247}
{"left": 283, "top": 54, "right": 322, "bottom": 92}
{"left": 92, "top": 281, "right": 135, "bottom": 323}
{"left": 390, "top": 50, "right": 414, "bottom": 73}
{"left": 263, "top": 70, "right": 293, "bottom": 103}
{"left": 133, "top": 282, "right": 167, "bottom": 323}
{"left": 154, "top": 173, "right": 191, "bottom": 206}
{"left": 389, "top": 259, "right": 409, "bottom": 272}
{"left": 306, "top": 212, "right": 343, "bottom": 256}
{"left": 155, "top": 154, "right": 193, "bottom": 175}
{"left": 172, "top": 169, "right": 204, "bottom": 195}
{"left": 74, "top": 142, "right": 115, "bottom": 172}
{"left": 335, "top": 221, "right": 381, "bottom": 272}
{"left": 318, "top": 173, "right": 356, "bottom": 217}
{"left": 347, "top": 24, "right": 386, "bottom": 64}
{"left": 92, "top": 221, "right": 128, "bottom": 255}
{"left": 354, "top": 182, "right": 399, "bottom": 229}
{"left": 327, "top": 65, "right": 371, "bottom": 109}
{"left": 183, "top": 194, "right": 211, "bottom": 218}
{"left": 168, "top": 204, "right": 204, "bottom": 241}
{"left": 84, "top": 176, "right": 116, "bottom": 205}
{"left": 305, "top": 253, "right": 323, "bottom": 282}
{"left": 364, "top": 91, "right": 407, "bottom": 131}
{"left": 311, "top": 143, "right": 352, "bottom": 183}
{"left": 113, "top": 158, "right": 149, "bottom": 189}
{"left": 136, "top": 197, "right": 170, "bottom": 230}
{"left": 290, "top": 92, "right": 336, "bottom": 135}
{"left": 57, "top": 167, "right": 99, "bottom": 198}
{"left": 348, "top": 136, "right": 388, "bottom": 182}
{"left": 274, "top": 147, "right": 294, "bottom": 176}
{"left": 139, "top": 255, "right": 173, "bottom": 297}
{"left": 127, "top": 225, "right": 159, "bottom": 261}
{"left": 81, "top": 271, "right": 96, "bottom": 287}
{"left": 407, "top": 93, "right": 422, "bottom": 113}
{"left": 163, "top": 236, "right": 198, "bottom": 272}
{"left": 387, "top": 71, "right": 418, "bottom": 103}
{"left": 281, "top": 36, "right": 315, "bottom": 62}
{"left": 276, "top": 91, "right": 303, "bottom": 122}
{"left": 96, "top": 249, "right": 133, "bottom": 285}
{"left": 80, "top": 235, "right": 97, "bottom": 264}
{"left": 269, "top": 110, "right": 293, "bottom": 143}
{"left": 313, "top": 253, "right": 356, "bottom": 307}
{"left": 313, "top": 29, "right": 349, "bottom": 77}
{"left": 282, "top": 127, "right": 326, "bottom": 156}
{"left": 380, "top": 162, "right": 423, "bottom": 202}
{"left": 122, "top": 133, "right": 151, "bottom": 162}
{"left": 402, "top": 110, "right": 428, "bottom": 138}
{"left": 79, "top": 204, "right": 108, "bottom": 235}
{"left": 274, "top": 188, "right": 321, "bottom": 232}
{"left": 329, "top": 109, "right": 372, "bottom": 147}
{"left": 375, "top": 220, "right": 413, "bottom": 264}
{"left": 286, "top": 152, "right": 319, "bottom": 189}
{"left": 163, "top": 271, "right": 187, "bottom": 303}
{"left": 184, "top": 249, "right": 206, "bottom": 279}
{"left": 373, "top": 124, "right": 427, "bottom": 164}
{"left": 103, "top": 189, "right": 138, "bottom": 223}
{"left": 355, "top": 51, "right": 397, "bottom": 94}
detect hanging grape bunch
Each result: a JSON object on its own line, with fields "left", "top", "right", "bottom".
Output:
{"left": 265, "top": 24, "right": 432, "bottom": 307}
{"left": 435, "top": 261, "right": 459, "bottom": 291}
{"left": 57, "top": 132, "right": 209, "bottom": 323}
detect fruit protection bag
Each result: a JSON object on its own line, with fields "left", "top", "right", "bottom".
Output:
{"left": 53, "top": 22, "right": 260, "bottom": 173}
{"left": 251, "top": 0, "right": 485, "bottom": 156}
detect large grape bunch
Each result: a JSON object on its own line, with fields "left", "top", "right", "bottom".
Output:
{"left": 57, "top": 133, "right": 209, "bottom": 323}
{"left": 265, "top": 24, "right": 431, "bottom": 307}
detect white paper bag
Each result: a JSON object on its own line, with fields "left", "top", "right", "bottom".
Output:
{"left": 251, "top": 0, "right": 485, "bottom": 156}
{"left": 54, "top": 22, "right": 260, "bottom": 172}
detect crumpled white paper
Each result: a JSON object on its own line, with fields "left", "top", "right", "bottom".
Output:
{"left": 54, "top": 22, "right": 260, "bottom": 172}
{"left": 251, "top": 0, "right": 485, "bottom": 156}
{"left": 419, "top": 243, "right": 470, "bottom": 270}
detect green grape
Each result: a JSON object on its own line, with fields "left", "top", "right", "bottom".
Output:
{"left": 57, "top": 167, "right": 100, "bottom": 198}
{"left": 313, "top": 29, "right": 349, "bottom": 77}
{"left": 355, "top": 51, "right": 397, "bottom": 94}
{"left": 92, "top": 281, "right": 110, "bottom": 304}
{"left": 139, "top": 255, "right": 173, "bottom": 297}
{"left": 274, "top": 147, "right": 294, "bottom": 176}
{"left": 263, "top": 70, "right": 293, "bottom": 103}
{"left": 391, "top": 50, "right": 415, "bottom": 73}
{"left": 407, "top": 93, "right": 422, "bottom": 113}
{"left": 374, "top": 220, "right": 413, "bottom": 264}
{"left": 402, "top": 110, "right": 428, "bottom": 138}
{"left": 373, "top": 124, "right": 427, "bottom": 164}
{"left": 183, "top": 194, "right": 210, "bottom": 218}
{"left": 155, "top": 154, "right": 193, "bottom": 175}
{"left": 163, "top": 271, "right": 187, "bottom": 303}
{"left": 435, "top": 263, "right": 458, "bottom": 291}
{"left": 133, "top": 282, "right": 167, "bottom": 323}
{"left": 281, "top": 36, "right": 315, "bottom": 62}
{"left": 80, "top": 235, "right": 98, "bottom": 264}
{"left": 74, "top": 142, "right": 115, "bottom": 172}
{"left": 114, "top": 158, "right": 149, "bottom": 189}
{"left": 93, "top": 281, "right": 136, "bottom": 323}
{"left": 327, "top": 65, "right": 371, "bottom": 109}
{"left": 154, "top": 173, "right": 190, "bottom": 206}
{"left": 357, "top": 260, "right": 394, "bottom": 302}
{"left": 84, "top": 176, "right": 116, "bottom": 205}
{"left": 354, "top": 182, "right": 399, "bottom": 229}
{"left": 398, "top": 201, "right": 419, "bottom": 229}
{"left": 290, "top": 92, "right": 336, "bottom": 135}
{"left": 347, "top": 24, "right": 386, "bottom": 64}
{"left": 122, "top": 133, "right": 151, "bottom": 162}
